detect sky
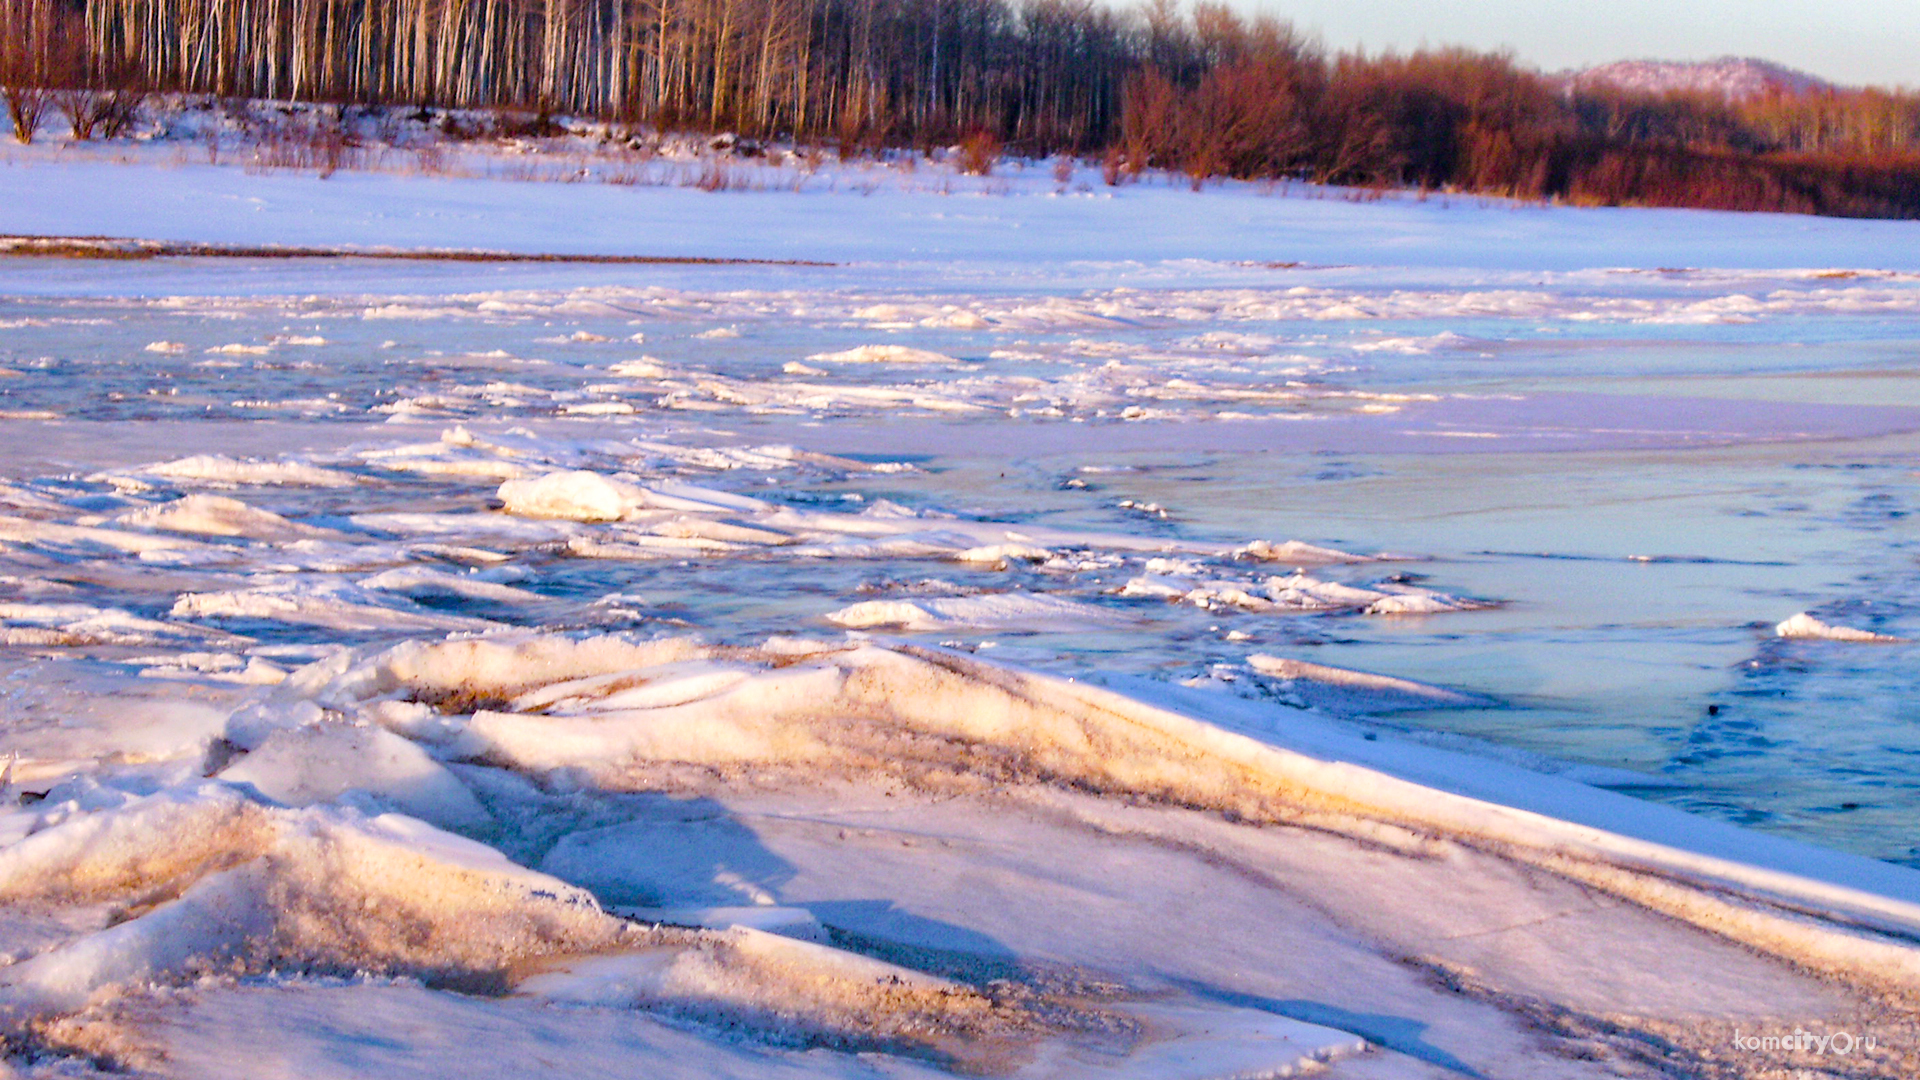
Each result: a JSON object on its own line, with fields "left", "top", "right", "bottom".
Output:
{"left": 1255, "top": 0, "right": 1919, "bottom": 88}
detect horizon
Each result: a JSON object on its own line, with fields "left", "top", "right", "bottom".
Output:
{"left": 1238, "top": 0, "right": 1917, "bottom": 89}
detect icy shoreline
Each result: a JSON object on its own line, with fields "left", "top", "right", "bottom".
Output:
{"left": 5, "top": 627, "right": 1918, "bottom": 1077}
{"left": 0, "top": 430, "right": 1915, "bottom": 1077}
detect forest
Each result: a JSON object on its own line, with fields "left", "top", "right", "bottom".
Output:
{"left": 5, "top": 0, "right": 1920, "bottom": 216}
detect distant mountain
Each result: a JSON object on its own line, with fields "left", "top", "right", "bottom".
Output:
{"left": 1569, "top": 58, "right": 1835, "bottom": 99}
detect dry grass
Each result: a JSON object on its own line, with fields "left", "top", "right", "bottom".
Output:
{"left": 0, "top": 234, "right": 834, "bottom": 265}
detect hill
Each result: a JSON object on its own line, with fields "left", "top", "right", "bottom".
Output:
{"left": 1571, "top": 57, "right": 1836, "bottom": 99}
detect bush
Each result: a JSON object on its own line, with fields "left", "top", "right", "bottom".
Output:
{"left": 957, "top": 130, "right": 1000, "bottom": 176}
{"left": 4, "top": 86, "right": 49, "bottom": 144}
{"left": 57, "top": 88, "right": 147, "bottom": 141}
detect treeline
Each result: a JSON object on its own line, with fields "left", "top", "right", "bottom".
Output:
{"left": 3, "top": 0, "right": 1131, "bottom": 149}
{"left": 6, "top": 0, "right": 1920, "bottom": 216}
{"left": 1120, "top": 17, "right": 1920, "bottom": 216}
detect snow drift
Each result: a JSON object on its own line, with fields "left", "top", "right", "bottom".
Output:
{"left": 241, "top": 631, "right": 1920, "bottom": 1002}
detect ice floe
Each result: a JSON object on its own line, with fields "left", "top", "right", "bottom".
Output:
{"left": 1121, "top": 564, "right": 1489, "bottom": 616}
{"left": 1775, "top": 611, "right": 1909, "bottom": 643}
{"left": 1246, "top": 654, "right": 1491, "bottom": 709}
{"left": 110, "top": 455, "right": 360, "bottom": 489}
{"left": 115, "top": 494, "right": 340, "bottom": 541}
{"left": 0, "top": 602, "right": 235, "bottom": 648}
{"left": 171, "top": 578, "right": 502, "bottom": 634}
{"left": 807, "top": 344, "right": 962, "bottom": 365}
{"left": 823, "top": 593, "right": 1128, "bottom": 631}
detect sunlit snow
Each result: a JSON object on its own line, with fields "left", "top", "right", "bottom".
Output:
{"left": 2, "top": 142, "right": 1920, "bottom": 1078}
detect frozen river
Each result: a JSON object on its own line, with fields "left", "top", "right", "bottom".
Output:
{"left": 4, "top": 152, "right": 1920, "bottom": 1078}
{"left": 5, "top": 254, "right": 1918, "bottom": 866}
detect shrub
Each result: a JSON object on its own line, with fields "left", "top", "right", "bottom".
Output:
{"left": 957, "top": 130, "right": 1000, "bottom": 176}
{"left": 4, "top": 86, "right": 49, "bottom": 144}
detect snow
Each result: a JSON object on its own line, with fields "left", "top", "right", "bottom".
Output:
{"left": 248, "top": 628, "right": 1920, "bottom": 959}
{"left": 540, "top": 813, "right": 792, "bottom": 907}
{"left": 10, "top": 625, "right": 1905, "bottom": 1073}
{"left": 4, "top": 137, "right": 1920, "bottom": 1078}
{"left": 1569, "top": 57, "right": 1835, "bottom": 99}
{"left": 1, "top": 137, "right": 1918, "bottom": 281}
{"left": 219, "top": 724, "right": 493, "bottom": 829}
{"left": 0, "top": 794, "right": 621, "bottom": 1015}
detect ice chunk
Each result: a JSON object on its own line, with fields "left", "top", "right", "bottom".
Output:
{"left": 1364, "top": 592, "right": 1484, "bottom": 615}
{"left": 131, "top": 454, "right": 359, "bottom": 488}
{"left": 0, "top": 601, "right": 236, "bottom": 647}
{"left": 807, "top": 344, "right": 960, "bottom": 365}
{"left": 350, "top": 511, "right": 578, "bottom": 544}
{"left": 358, "top": 566, "right": 545, "bottom": 604}
{"left": 646, "top": 516, "right": 793, "bottom": 545}
{"left": 1238, "top": 539, "right": 1375, "bottom": 564}
{"left": 823, "top": 593, "right": 1126, "bottom": 631}
{"left": 362, "top": 439, "right": 533, "bottom": 481}
{"left": 171, "top": 578, "right": 500, "bottom": 633}
{"left": 955, "top": 542, "right": 1053, "bottom": 566}
{"left": 0, "top": 513, "right": 203, "bottom": 555}
{"left": 1775, "top": 612, "right": 1908, "bottom": 642}
{"left": 496, "top": 470, "right": 645, "bottom": 522}
{"left": 1267, "top": 572, "right": 1399, "bottom": 611}
{"left": 1248, "top": 654, "right": 1488, "bottom": 709}
{"left": 1265, "top": 572, "right": 1490, "bottom": 615}
{"left": 516, "top": 662, "right": 751, "bottom": 715}
{"left": 645, "top": 480, "right": 772, "bottom": 514}
{"left": 116, "top": 493, "right": 339, "bottom": 541}
{"left": 136, "top": 651, "right": 290, "bottom": 685}
{"left": 607, "top": 357, "right": 670, "bottom": 377}
{"left": 312, "top": 634, "right": 710, "bottom": 711}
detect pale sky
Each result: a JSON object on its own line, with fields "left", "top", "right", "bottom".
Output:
{"left": 1251, "top": 0, "right": 1918, "bottom": 88}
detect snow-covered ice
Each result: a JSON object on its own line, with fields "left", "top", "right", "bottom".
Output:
{"left": 1775, "top": 611, "right": 1909, "bottom": 643}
